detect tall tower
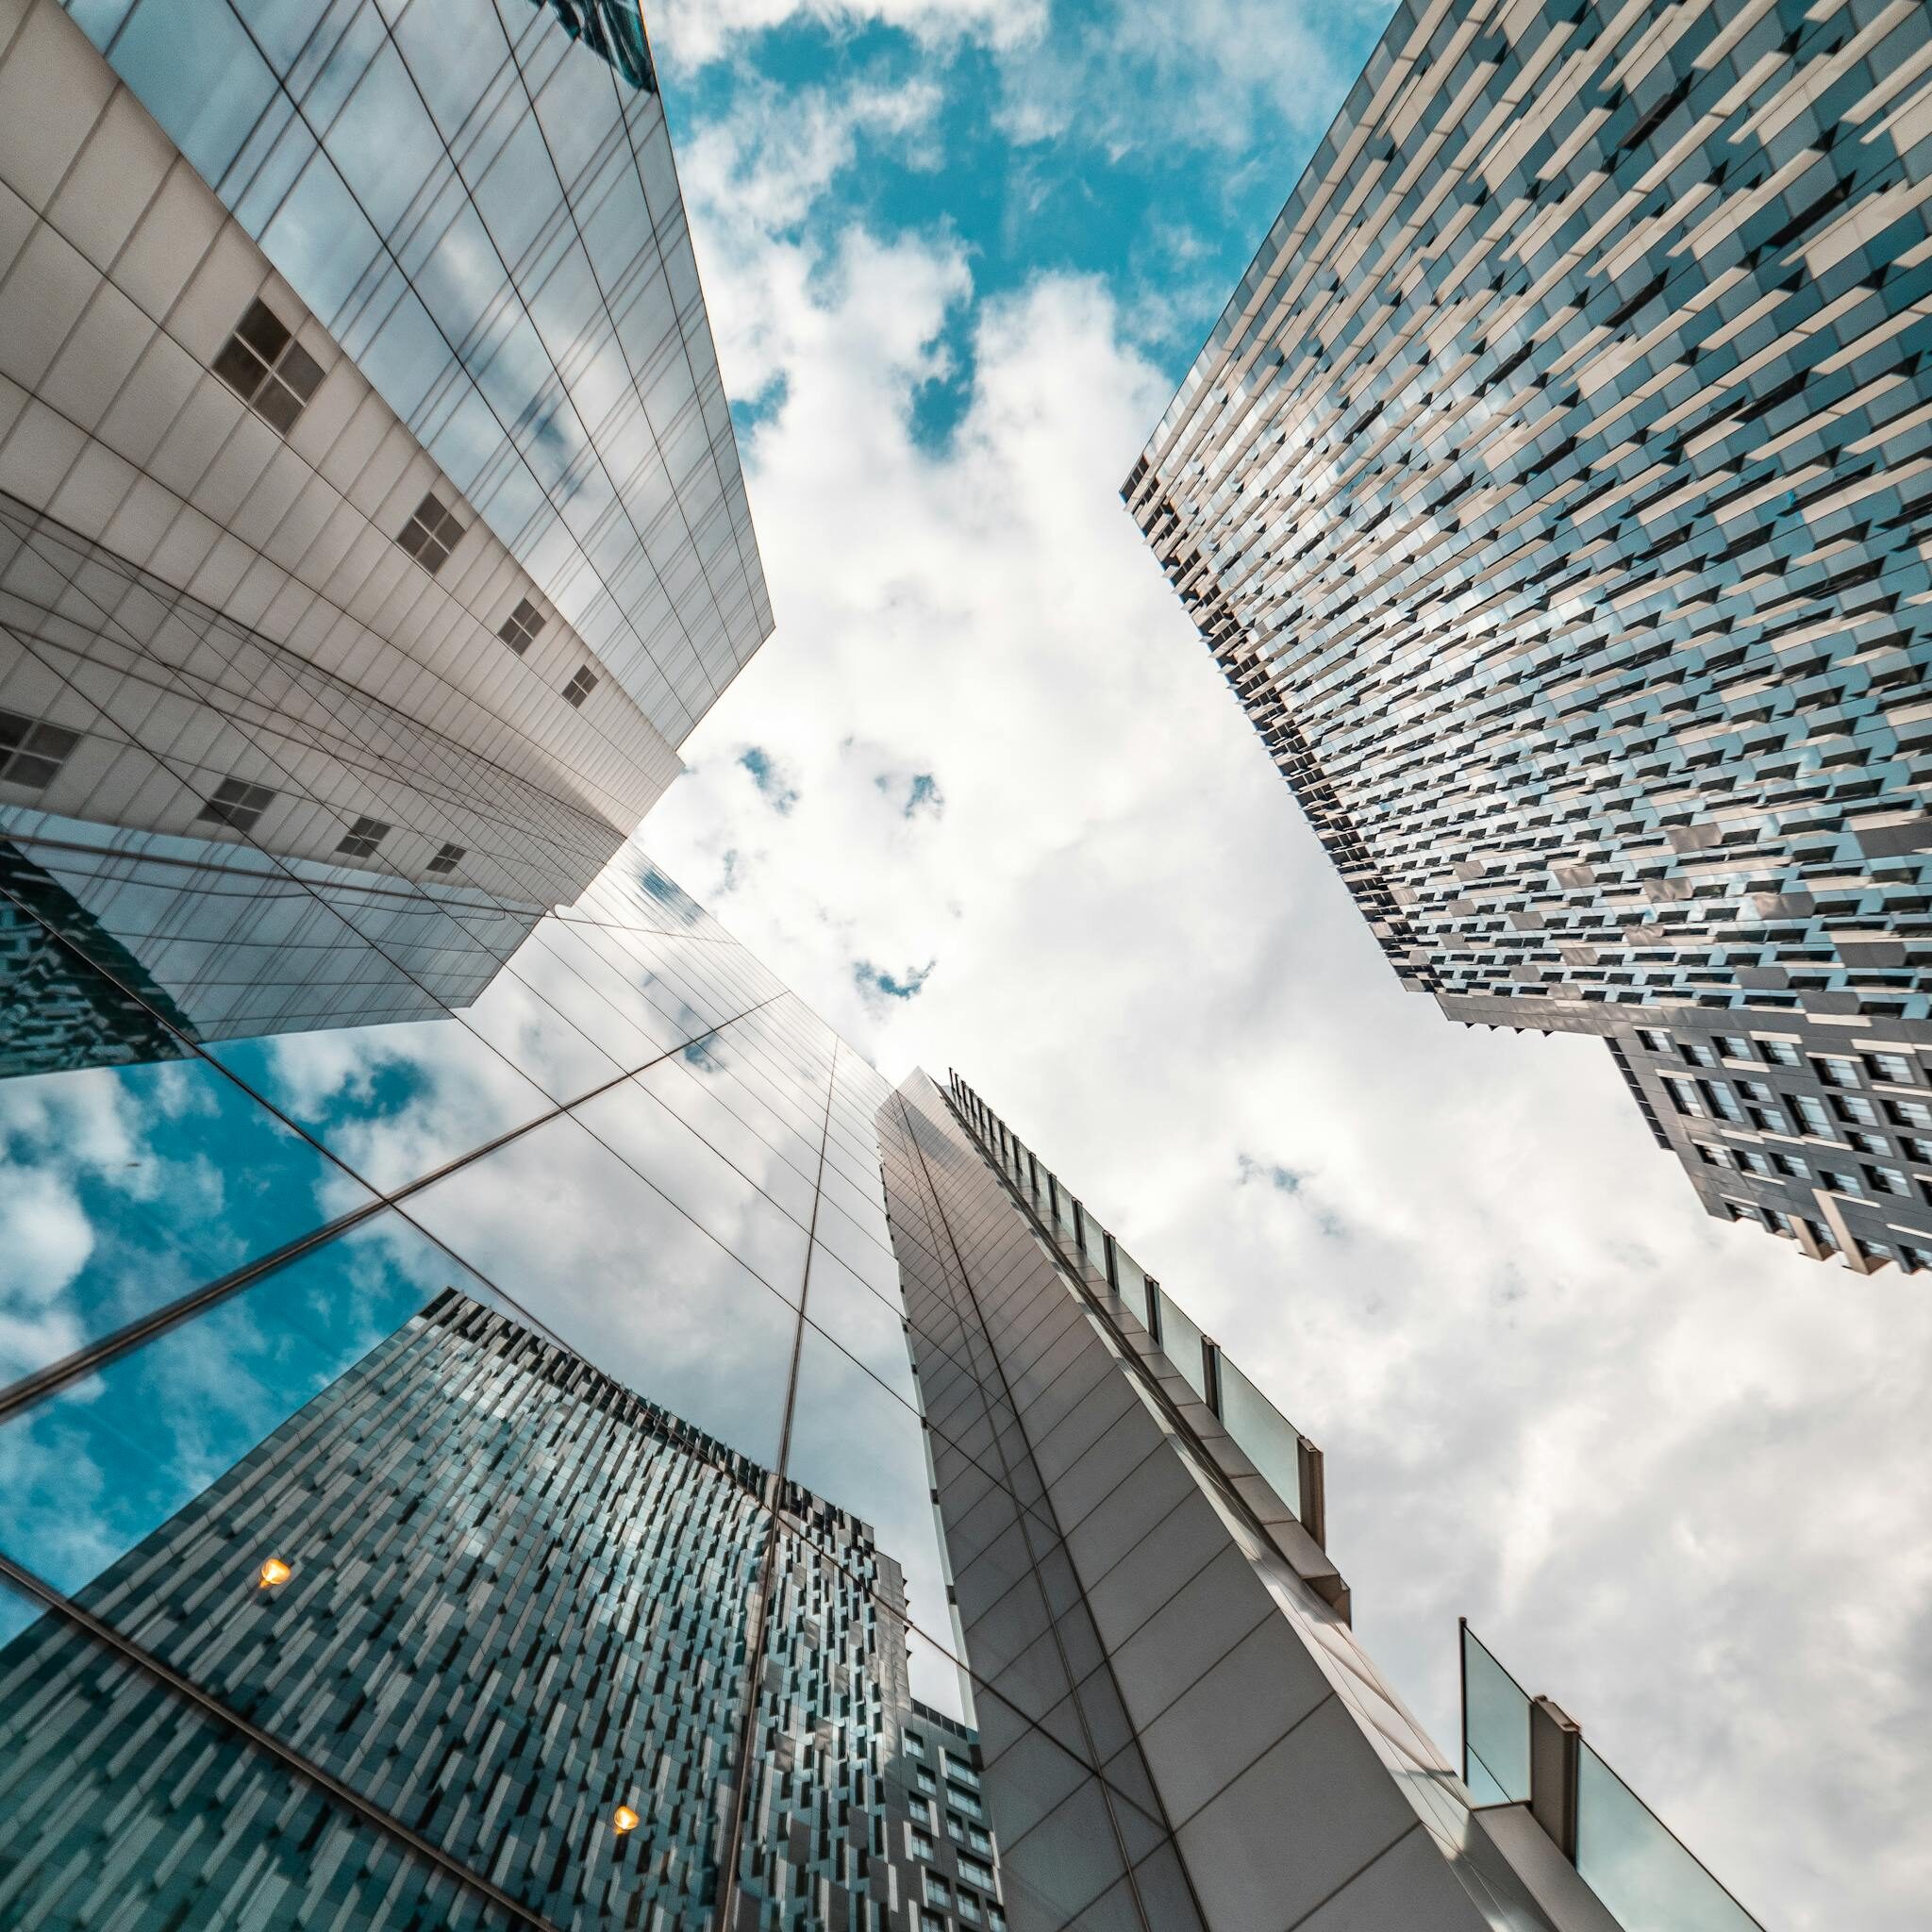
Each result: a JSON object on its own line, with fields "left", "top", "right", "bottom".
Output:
{"left": 881, "top": 1069, "right": 1765, "bottom": 1932}
{"left": 0, "top": 0, "right": 768, "bottom": 1070}
{"left": 0, "top": 1289, "right": 996, "bottom": 1932}
{"left": 1126, "top": 0, "right": 1932, "bottom": 1272}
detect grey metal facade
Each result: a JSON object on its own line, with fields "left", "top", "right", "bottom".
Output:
{"left": 881, "top": 1069, "right": 1764, "bottom": 1932}
{"left": 1127, "top": 0, "right": 1932, "bottom": 1269}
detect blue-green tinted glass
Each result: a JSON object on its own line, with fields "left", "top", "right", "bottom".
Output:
{"left": 1461, "top": 1624, "right": 1531, "bottom": 1804}
{"left": 1577, "top": 1740, "right": 1762, "bottom": 1932}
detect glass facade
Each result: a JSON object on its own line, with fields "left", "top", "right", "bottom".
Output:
{"left": 0, "top": 0, "right": 774, "bottom": 1072}
{"left": 1461, "top": 1626, "right": 1762, "bottom": 1932}
{"left": 1127, "top": 0, "right": 1932, "bottom": 1267}
{"left": 0, "top": 829, "right": 1013, "bottom": 1930}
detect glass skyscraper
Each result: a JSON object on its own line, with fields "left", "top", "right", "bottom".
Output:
{"left": 0, "top": 0, "right": 1783, "bottom": 1926}
{"left": 0, "top": 0, "right": 768, "bottom": 1064}
{"left": 1127, "top": 0, "right": 1932, "bottom": 1273}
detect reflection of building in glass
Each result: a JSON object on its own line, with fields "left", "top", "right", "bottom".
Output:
{"left": 882, "top": 1071, "right": 1760, "bottom": 1932}
{"left": 0, "top": 0, "right": 767, "bottom": 1073}
{"left": 1126, "top": 0, "right": 1932, "bottom": 1271}
{"left": 0, "top": 1290, "right": 1003, "bottom": 1932}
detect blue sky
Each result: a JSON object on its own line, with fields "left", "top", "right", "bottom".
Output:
{"left": 656, "top": 0, "right": 1395, "bottom": 441}
{"left": 631, "top": 5, "right": 1932, "bottom": 1927}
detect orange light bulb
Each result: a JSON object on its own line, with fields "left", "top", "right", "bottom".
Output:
{"left": 612, "top": 1805, "right": 640, "bottom": 1836}
{"left": 257, "top": 1557, "right": 291, "bottom": 1590}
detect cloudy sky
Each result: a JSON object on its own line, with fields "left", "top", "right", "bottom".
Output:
{"left": 632, "top": 2, "right": 1932, "bottom": 1925}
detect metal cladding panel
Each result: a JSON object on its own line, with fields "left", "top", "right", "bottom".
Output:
{"left": 876, "top": 1071, "right": 1557, "bottom": 1932}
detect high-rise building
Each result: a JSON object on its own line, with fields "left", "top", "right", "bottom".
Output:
{"left": 1125, "top": 0, "right": 1932, "bottom": 1271}
{"left": 0, "top": 782, "right": 1765, "bottom": 1930}
{"left": 0, "top": 1287, "right": 978, "bottom": 1932}
{"left": 890, "top": 1070, "right": 1764, "bottom": 1932}
{"left": 0, "top": 0, "right": 768, "bottom": 1068}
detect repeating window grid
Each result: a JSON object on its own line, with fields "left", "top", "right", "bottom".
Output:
{"left": 1127, "top": 0, "right": 1932, "bottom": 1028}
{"left": 210, "top": 299, "right": 326, "bottom": 436}
{"left": 562, "top": 667, "right": 598, "bottom": 708}
{"left": 0, "top": 708, "right": 80, "bottom": 790}
{"left": 59, "top": 0, "right": 775, "bottom": 736}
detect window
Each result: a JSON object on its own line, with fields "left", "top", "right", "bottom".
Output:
{"left": 1774, "top": 1152, "right": 1809, "bottom": 1179}
{"left": 1714, "top": 1035, "right": 1750, "bottom": 1059}
{"left": 498, "top": 596, "right": 546, "bottom": 655}
{"left": 211, "top": 298, "right": 325, "bottom": 434}
{"left": 1864, "top": 1052, "right": 1914, "bottom": 1085}
{"left": 1637, "top": 1029, "right": 1671, "bottom": 1053}
{"left": 1695, "top": 1143, "right": 1730, "bottom": 1167}
{"left": 426, "top": 841, "right": 465, "bottom": 874}
{"left": 923, "top": 1874, "right": 952, "bottom": 1907}
{"left": 1766, "top": 1208, "right": 1797, "bottom": 1237}
{"left": 1811, "top": 1056, "right": 1860, "bottom": 1089}
{"left": 397, "top": 491, "right": 465, "bottom": 573}
{"left": 1704, "top": 1083, "right": 1745, "bottom": 1123}
{"left": 915, "top": 1769, "right": 937, "bottom": 1795}
{"left": 1738, "top": 1151, "right": 1773, "bottom": 1176}
{"left": 1900, "top": 1244, "right": 1932, "bottom": 1274}
{"left": 945, "top": 1784, "right": 984, "bottom": 1820}
{"left": 1760, "top": 1040, "right": 1802, "bottom": 1067}
{"left": 905, "top": 1732, "right": 926, "bottom": 1759}
{"left": 1871, "top": 1166, "right": 1910, "bottom": 1196}
{"left": 958, "top": 1857, "right": 995, "bottom": 1890}
{"left": 958, "top": 1894, "right": 982, "bottom": 1925}
{"left": 908, "top": 1831, "right": 934, "bottom": 1861}
{"left": 967, "top": 1824, "right": 993, "bottom": 1855}
{"left": 1662, "top": 1076, "right": 1706, "bottom": 1118}
{"left": 1738, "top": 1079, "right": 1776, "bottom": 1104}
{"left": 1904, "top": 1136, "right": 1932, "bottom": 1164}
{"left": 1848, "top": 1130, "right": 1890, "bottom": 1157}
{"left": 336, "top": 815, "right": 391, "bottom": 859}
{"left": 562, "top": 666, "right": 598, "bottom": 708}
{"left": 195, "top": 775, "right": 276, "bottom": 835}
{"left": 1819, "top": 1171, "right": 1861, "bottom": 1197}
{"left": 1888, "top": 1096, "right": 1932, "bottom": 1130}
{"left": 0, "top": 708, "right": 81, "bottom": 789}
{"left": 1791, "top": 1094, "right": 1832, "bottom": 1136}
{"left": 1834, "top": 1093, "right": 1880, "bottom": 1126}
{"left": 1677, "top": 1040, "right": 1716, "bottom": 1067}
{"left": 941, "top": 1757, "right": 980, "bottom": 1792}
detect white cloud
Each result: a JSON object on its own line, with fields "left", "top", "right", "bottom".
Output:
{"left": 641, "top": 81, "right": 1932, "bottom": 1929}
{"left": 652, "top": 0, "right": 1042, "bottom": 70}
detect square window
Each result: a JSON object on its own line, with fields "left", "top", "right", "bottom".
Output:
{"left": 563, "top": 666, "right": 597, "bottom": 707}
{"left": 1870, "top": 1166, "right": 1909, "bottom": 1196}
{"left": 425, "top": 841, "right": 465, "bottom": 874}
{"left": 215, "top": 300, "right": 325, "bottom": 436}
{"left": 1761, "top": 1041, "right": 1802, "bottom": 1067}
{"left": 196, "top": 776, "right": 277, "bottom": 835}
{"left": 336, "top": 814, "right": 391, "bottom": 859}
{"left": 0, "top": 709, "right": 80, "bottom": 790}
{"left": 499, "top": 596, "right": 546, "bottom": 654}
{"left": 399, "top": 491, "right": 463, "bottom": 574}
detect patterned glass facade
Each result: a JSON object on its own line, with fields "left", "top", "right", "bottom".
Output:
{"left": 0, "top": 829, "right": 1010, "bottom": 1930}
{"left": 1127, "top": 0, "right": 1932, "bottom": 1268}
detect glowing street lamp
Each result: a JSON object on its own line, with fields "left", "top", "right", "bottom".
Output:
{"left": 257, "top": 1557, "right": 291, "bottom": 1590}
{"left": 612, "top": 1805, "right": 640, "bottom": 1836}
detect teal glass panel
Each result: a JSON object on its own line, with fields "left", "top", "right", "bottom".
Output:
{"left": 1155, "top": 1290, "right": 1209, "bottom": 1403}
{"left": 1216, "top": 1357, "right": 1305, "bottom": 1517}
{"left": 1577, "top": 1740, "right": 1762, "bottom": 1932}
{"left": 1460, "top": 1624, "right": 1531, "bottom": 1805}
